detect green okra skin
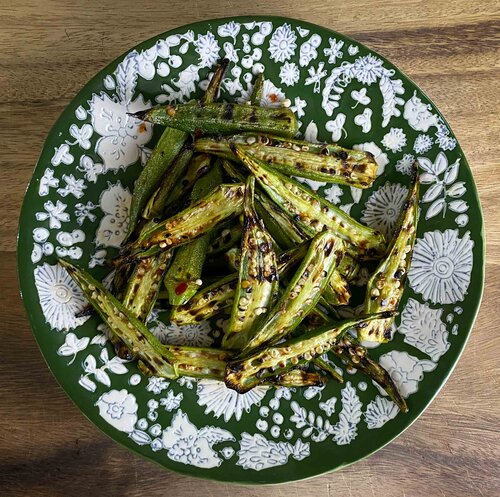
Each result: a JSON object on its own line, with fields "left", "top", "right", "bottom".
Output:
{"left": 201, "top": 58, "right": 229, "bottom": 105}
{"left": 207, "top": 222, "right": 243, "bottom": 255}
{"left": 232, "top": 145, "right": 387, "bottom": 260}
{"left": 170, "top": 242, "right": 308, "bottom": 326}
{"left": 225, "top": 312, "right": 394, "bottom": 393}
{"left": 267, "top": 369, "right": 326, "bottom": 388}
{"left": 221, "top": 158, "right": 247, "bottom": 183}
{"left": 163, "top": 161, "right": 224, "bottom": 305}
{"left": 313, "top": 356, "right": 343, "bottom": 383}
{"left": 337, "top": 253, "right": 360, "bottom": 283}
{"left": 240, "top": 232, "right": 345, "bottom": 354}
{"left": 163, "top": 153, "right": 213, "bottom": 216}
{"left": 331, "top": 335, "right": 408, "bottom": 412}
{"left": 223, "top": 177, "right": 279, "bottom": 351}
{"left": 250, "top": 72, "right": 264, "bottom": 106}
{"left": 122, "top": 250, "right": 172, "bottom": 321}
{"left": 60, "top": 260, "right": 231, "bottom": 380}
{"left": 358, "top": 164, "right": 420, "bottom": 342}
{"left": 132, "top": 103, "right": 298, "bottom": 138}
{"left": 126, "top": 128, "right": 188, "bottom": 240}
{"left": 195, "top": 133, "right": 378, "bottom": 188}
{"left": 142, "top": 146, "right": 194, "bottom": 220}
{"left": 126, "top": 183, "right": 245, "bottom": 253}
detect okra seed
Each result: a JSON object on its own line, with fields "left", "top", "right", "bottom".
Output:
{"left": 301, "top": 145, "right": 309, "bottom": 151}
{"left": 351, "top": 355, "right": 361, "bottom": 364}
{"left": 159, "top": 242, "right": 167, "bottom": 249}
{"left": 371, "top": 288, "right": 380, "bottom": 297}
{"left": 291, "top": 356, "right": 299, "bottom": 365}
{"left": 292, "top": 144, "right": 301, "bottom": 151}
{"left": 282, "top": 98, "right": 291, "bottom": 107}
{"left": 195, "top": 279, "right": 203, "bottom": 286}
{"left": 246, "top": 136, "right": 257, "bottom": 145}
{"left": 303, "top": 352, "right": 312, "bottom": 361}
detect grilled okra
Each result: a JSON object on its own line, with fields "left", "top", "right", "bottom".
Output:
{"left": 224, "top": 246, "right": 241, "bottom": 271}
{"left": 250, "top": 72, "right": 265, "bottom": 106}
{"left": 126, "top": 183, "right": 245, "bottom": 254}
{"left": 132, "top": 103, "right": 298, "bottom": 138}
{"left": 60, "top": 260, "right": 231, "bottom": 379}
{"left": 225, "top": 312, "right": 394, "bottom": 393}
{"left": 241, "top": 232, "right": 345, "bottom": 353}
{"left": 358, "top": 164, "right": 419, "bottom": 342}
{"left": 163, "top": 161, "right": 224, "bottom": 305}
{"left": 195, "top": 133, "right": 378, "bottom": 188}
{"left": 170, "top": 243, "right": 309, "bottom": 326}
{"left": 207, "top": 222, "right": 243, "bottom": 255}
{"left": 313, "top": 356, "right": 344, "bottom": 383}
{"left": 223, "top": 177, "right": 279, "bottom": 351}
{"left": 231, "top": 145, "right": 386, "bottom": 259}
{"left": 267, "top": 369, "right": 326, "bottom": 388}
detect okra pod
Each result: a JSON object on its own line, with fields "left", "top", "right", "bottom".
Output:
{"left": 331, "top": 334, "right": 408, "bottom": 412}
{"left": 60, "top": 260, "right": 231, "bottom": 379}
{"left": 225, "top": 312, "right": 394, "bottom": 393}
{"left": 122, "top": 250, "right": 172, "bottom": 321}
{"left": 142, "top": 146, "right": 194, "bottom": 220}
{"left": 126, "top": 183, "right": 245, "bottom": 254}
{"left": 250, "top": 72, "right": 264, "bottom": 106}
{"left": 224, "top": 246, "right": 241, "bottom": 271}
{"left": 313, "top": 356, "right": 343, "bottom": 383}
{"left": 170, "top": 242, "right": 309, "bottom": 326}
{"left": 132, "top": 103, "right": 298, "bottom": 138}
{"left": 223, "top": 177, "right": 279, "bottom": 351}
{"left": 207, "top": 222, "right": 243, "bottom": 255}
{"left": 232, "top": 145, "right": 386, "bottom": 259}
{"left": 267, "top": 369, "right": 326, "bottom": 388}
{"left": 163, "top": 161, "right": 224, "bottom": 305}
{"left": 200, "top": 58, "right": 229, "bottom": 105}
{"left": 195, "top": 133, "right": 378, "bottom": 188}
{"left": 241, "top": 232, "right": 345, "bottom": 353}
{"left": 358, "top": 164, "right": 419, "bottom": 342}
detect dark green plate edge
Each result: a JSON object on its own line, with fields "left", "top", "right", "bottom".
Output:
{"left": 16, "top": 15, "right": 485, "bottom": 485}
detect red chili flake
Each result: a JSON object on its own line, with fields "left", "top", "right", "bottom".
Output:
{"left": 269, "top": 93, "right": 278, "bottom": 103}
{"left": 175, "top": 282, "right": 188, "bottom": 295}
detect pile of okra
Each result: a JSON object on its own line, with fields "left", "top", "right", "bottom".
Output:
{"left": 63, "top": 59, "right": 420, "bottom": 412}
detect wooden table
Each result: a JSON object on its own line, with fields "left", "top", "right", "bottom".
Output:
{"left": 1, "top": 1, "right": 499, "bottom": 496}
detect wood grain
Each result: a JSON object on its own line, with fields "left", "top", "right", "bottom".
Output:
{"left": 1, "top": 1, "right": 499, "bottom": 496}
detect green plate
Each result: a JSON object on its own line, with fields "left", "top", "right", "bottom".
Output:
{"left": 18, "top": 16, "right": 484, "bottom": 484}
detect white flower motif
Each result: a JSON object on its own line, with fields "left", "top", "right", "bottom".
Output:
{"left": 351, "top": 88, "right": 371, "bottom": 107}
{"left": 135, "top": 46, "right": 157, "bottom": 80}
{"left": 149, "top": 320, "right": 213, "bottom": 347}
{"left": 57, "top": 174, "right": 86, "bottom": 199}
{"left": 398, "top": 298, "right": 450, "bottom": 361}
{"left": 31, "top": 227, "right": 54, "bottom": 263}
{"left": 354, "top": 108, "right": 372, "bottom": 133}
{"left": 304, "top": 62, "right": 327, "bottom": 93}
{"left": 290, "top": 96, "right": 307, "bottom": 118}
{"left": 395, "top": 153, "right": 415, "bottom": 175}
{"left": 237, "top": 433, "right": 308, "bottom": 470}
{"left": 403, "top": 91, "right": 438, "bottom": 132}
{"left": 95, "top": 181, "right": 131, "bottom": 248}
{"left": 435, "top": 122, "right": 457, "bottom": 151}
{"left": 361, "top": 182, "right": 409, "bottom": 237}
{"left": 324, "top": 37, "right": 344, "bottom": 64}
{"left": 331, "top": 382, "right": 362, "bottom": 445}
{"left": 57, "top": 332, "right": 90, "bottom": 364}
{"left": 194, "top": 32, "right": 220, "bottom": 68}
{"left": 39, "top": 169, "right": 59, "bottom": 196}
{"left": 299, "top": 34, "right": 321, "bottom": 67}
{"left": 348, "top": 44, "right": 359, "bottom": 55}
{"left": 381, "top": 128, "right": 407, "bottom": 153}
{"left": 89, "top": 92, "right": 152, "bottom": 171}
{"left": 409, "top": 229, "right": 473, "bottom": 304}
{"left": 74, "top": 201, "right": 97, "bottom": 225}
{"left": 319, "top": 396, "right": 337, "bottom": 416}
{"left": 177, "top": 376, "right": 195, "bottom": 389}
{"left": 197, "top": 379, "right": 268, "bottom": 422}
{"left": 35, "top": 200, "right": 70, "bottom": 229}
{"left": 324, "top": 184, "right": 343, "bottom": 205}
{"left": 364, "top": 396, "right": 399, "bottom": 429}
{"left": 51, "top": 143, "right": 74, "bottom": 166}
{"left": 351, "top": 54, "right": 384, "bottom": 85}
{"left": 96, "top": 389, "right": 138, "bottom": 433}
{"left": 147, "top": 376, "right": 169, "bottom": 395}
{"left": 217, "top": 21, "right": 241, "bottom": 42}
{"left": 377, "top": 351, "right": 436, "bottom": 398}
{"left": 76, "top": 155, "right": 104, "bottom": 183}
{"left": 69, "top": 123, "right": 93, "bottom": 150}
{"left": 414, "top": 134, "right": 433, "bottom": 154}
{"left": 162, "top": 410, "right": 234, "bottom": 468}
{"left": 222, "top": 41, "right": 239, "bottom": 62}
{"left": 325, "top": 113, "right": 346, "bottom": 142}
{"left": 157, "top": 64, "right": 202, "bottom": 104}
{"left": 269, "top": 23, "right": 297, "bottom": 63}
{"left": 279, "top": 62, "right": 300, "bottom": 87}
{"left": 160, "top": 390, "right": 183, "bottom": 411}
{"left": 353, "top": 142, "right": 388, "bottom": 176}
{"left": 89, "top": 249, "right": 107, "bottom": 269}
{"left": 34, "top": 263, "right": 89, "bottom": 331}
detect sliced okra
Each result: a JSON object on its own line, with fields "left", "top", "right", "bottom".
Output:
{"left": 223, "top": 177, "right": 279, "bottom": 351}
{"left": 231, "top": 145, "right": 386, "bottom": 260}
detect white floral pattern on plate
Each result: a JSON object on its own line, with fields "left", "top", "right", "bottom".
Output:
{"left": 364, "top": 396, "right": 399, "bottom": 429}
{"left": 96, "top": 389, "right": 138, "bottom": 433}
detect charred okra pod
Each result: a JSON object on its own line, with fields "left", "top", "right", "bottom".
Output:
{"left": 241, "top": 232, "right": 345, "bottom": 353}
{"left": 207, "top": 223, "right": 243, "bottom": 255}
{"left": 250, "top": 72, "right": 265, "bottom": 106}
{"left": 223, "top": 177, "right": 279, "bottom": 351}
{"left": 60, "top": 260, "right": 231, "bottom": 379}
{"left": 225, "top": 312, "right": 394, "bottom": 393}
{"left": 358, "top": 164, "right": 419, "bottom": 342}
{"left": 231, "top": 145, "right": 386, "bottom": 259}
{"left": 224, "top": 247, "right": 241, "bottom": 271}
{"left": 132, "top": 103, "right": 298, "bottom": 138}
{"left": 195, "top": 133, "right": 378, "bottom": 188}
{"left": 126, "top": 183, "right": 245, "bottom": 254}
{"left": 267, "top": 368, "right": 326, "bottom": 388}
{"left": 163, "top": 161, "right": 224, "bottom": 305}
